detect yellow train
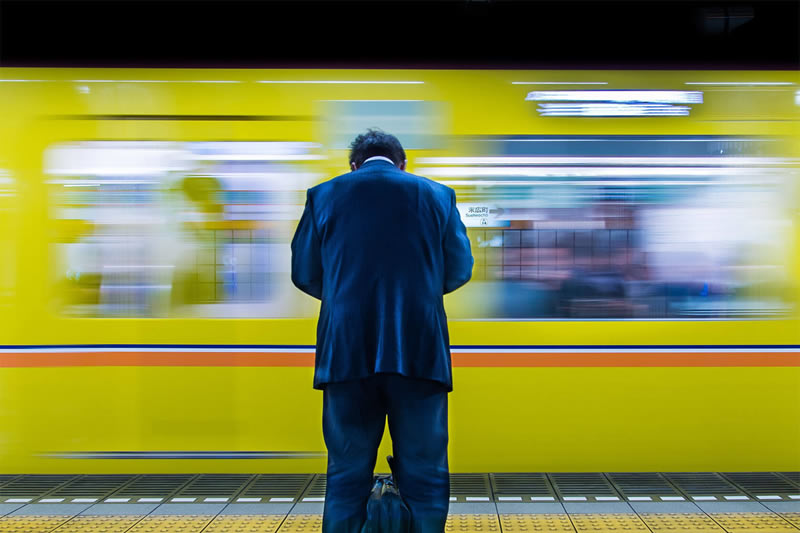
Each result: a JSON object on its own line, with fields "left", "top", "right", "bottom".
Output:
{"left": 0, "top": 68, "right": 798, "bottom": 474}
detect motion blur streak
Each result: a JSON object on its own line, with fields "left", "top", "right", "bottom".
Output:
{"left": 0, "top": 69, "right": 798, "bottom": 473}
{"left": 19, "top": 75, "right": 796, "bottom": 321}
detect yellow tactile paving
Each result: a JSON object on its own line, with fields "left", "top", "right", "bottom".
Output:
{"left": 52, "top": 515, "right": 145, "bottom": 532}
{"left": 276, "top": 514, "right": 322, "bottom": 533}
{"left": 708, "top": 512, "right": 800, "bottom": 532}
{"left": 446, "top": 513, "right": 500, "bottom": 533}
{"left": 7, "top": 510, "right": 800, "bottom": 533}
{"left": 0, "top": 514, "right": 73, "bottom": 532}
{"left": 639, "top": 512, "right": 724, "bottom": 532}
{"left": 780, "top": 513, "right": 800, "bottom": 528}
{"left": 204, "top": 514, "right": 286, "bottom": 533}
{"left": 124, "top": 514, "right": 214, "bottom": 533}
{"left": 569, "top": 513, "right": 649, "bottom": 532}
{"left": 499, "top": 513, "right": 576, "bottom": 532}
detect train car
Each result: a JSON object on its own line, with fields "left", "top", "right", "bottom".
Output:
{"left": 0, "top": 68, "right": 798, "bottom": 475}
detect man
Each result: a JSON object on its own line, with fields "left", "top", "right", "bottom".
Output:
{"left": 291, "top": 129, "right": 473, "bottom": 533}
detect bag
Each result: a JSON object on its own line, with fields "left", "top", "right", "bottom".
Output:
{"left": 360, "top": 456, "right": 411, "bottom": 533}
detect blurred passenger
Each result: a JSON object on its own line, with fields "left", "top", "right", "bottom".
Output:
{"left": 291, "top": 129, "right": 473, "bottom": 533}
{"left": 170, "top": 175, "right": 224, "bottom": 307}
{"left": 558, "top": 265, "right": 628, "bottom": 318}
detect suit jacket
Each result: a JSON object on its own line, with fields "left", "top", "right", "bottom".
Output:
{"left": 291, "top": 158, "right": 473, "bottom": 391}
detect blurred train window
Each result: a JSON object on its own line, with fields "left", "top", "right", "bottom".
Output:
{"left": 322, "top": 100, "right": 445, "bottom": 150}
{"left": 45, "top": 141, "right": 322, "bottom": 318}
{"left": 426, "top": 136, "right": 797, "bottom": 320}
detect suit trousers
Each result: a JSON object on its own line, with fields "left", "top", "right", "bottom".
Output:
{"left": 321, "top": 373, "right": 450, "bottom": 533}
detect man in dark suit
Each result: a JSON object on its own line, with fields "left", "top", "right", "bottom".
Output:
{"left": 291, "top": 129, "right": 473, "bottom": 533}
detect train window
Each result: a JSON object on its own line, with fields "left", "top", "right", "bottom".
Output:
{"left": 425, "top": 135, "right": 797, "bottom": 319}
{"left": 45, "top": 141, "right": 323, "bottom": 318}
{"left": 321, "top": 100, "right": 446, "bottom": 150}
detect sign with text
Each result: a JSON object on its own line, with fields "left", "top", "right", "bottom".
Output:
{"left": 457, "top": 204, "right": 508, "bottom": 227}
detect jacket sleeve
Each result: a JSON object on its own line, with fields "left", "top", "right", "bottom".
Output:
{"left": 443, "top": 188, "right": 473, "bottom": 294}
{"left": 291, "top": 189, "right": 323, "bottom": 300}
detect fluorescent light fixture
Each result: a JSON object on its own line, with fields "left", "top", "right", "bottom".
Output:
{"left": 73, "top": 80, "right": 240, "bottom": 83}
{"left": 416, "top": 157, "right": 793, "bottom": 166}
{"left": 796, "top": 90, "right": 800, "bottom": 106}
{"left": 501, "top": 137, "right": 772, "bottom": 142}
{"left": 204, "top": 172, "right": 320, "bottom": 180}
{"left": 319, "top": 99, "right": 424, "bottom": 102}
{"left": 685, "top": 82, "right": 795, "bottom": 86}
{"left": 440, "top": 180, "right": 723, "bottom": 187}
{"left": 512, "top": 81, "right": 608, "bottom": 85}
{"left": 51, "top": 179, "right": 158, "bottom": 186}
{"left": 526, "top": 90, "right": 703, "bottom": 104}
{"left": 257, "top": 80, "right": 424, "bottom": 84}
{"left": 0, "top": 79, "right": 48, "bottom": 82}
{"left": 188, "top": 154, "right": 325, "bottom": 161}
{"left": 538, "top": 103, "right": 690, "bottom": 116}
{"left": 417, "top": 166, "right": 776, "bottom": 178}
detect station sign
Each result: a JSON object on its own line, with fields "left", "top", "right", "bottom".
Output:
{"left": 457, "top": 204, "right": 509, "bottom": 227}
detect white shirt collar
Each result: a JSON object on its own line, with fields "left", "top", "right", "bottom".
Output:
{"left": 363, "top": 155, "right": 396, "bottom": 165}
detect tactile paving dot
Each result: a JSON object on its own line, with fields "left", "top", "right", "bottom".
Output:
{"left": 0, "top": 515, "right": 73, "bottom": 532}
{"left": 569, "top": 513, "right": 649, "bottom": 532}
{"left": 639, "top": 513, "right": 724, "bottom": 532}
{"left": 53, "top": 515, "right": 145, "bottom": 532}
{"left": 204, "top": 514, "right": 285, "bottom": 533}
{"left": 499, "top": 513, "right": 576, "bottom": 532}
{"left": 277, "top": 514, "right": 322, "bottom": 533}
{"left": 125, "top": 514, "right": 214, "bottom": 533}
{"left": 708, "top": 512, "right": 799, "bottom": 532}
{"left": 445, "top": 513, "right": 500, "bottom": 532}
{"left": 780, "top": 513, "right": 800, "bottom": 528}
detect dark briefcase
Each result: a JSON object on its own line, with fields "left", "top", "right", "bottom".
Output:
{"left": 360, "top": 456, "right": 411, "bottom": 533}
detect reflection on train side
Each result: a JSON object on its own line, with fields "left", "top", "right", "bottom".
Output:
{"left": 0, "top": 168, "right": 14, "bottom": 307}
{"left": 432, "top": 136, "right": 797, "bottom": 319}
{"left": 45, "top": 136, "right": 796, "bottom": 320}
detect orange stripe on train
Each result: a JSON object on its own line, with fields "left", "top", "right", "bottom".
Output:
{"left": 0, "top": 351, "right": 798, "bottom": 367}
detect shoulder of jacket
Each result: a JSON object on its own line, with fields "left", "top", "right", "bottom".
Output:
{"left": 406, "top": 172, "right": 454, "bottom": 197}
{"left": 308, "top": 172, "right": 349, "bottom": 197}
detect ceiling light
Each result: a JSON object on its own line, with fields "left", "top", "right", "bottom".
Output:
{"left": 257, "top": 80, "right": 424, "bottom": 84}
{"left": 526, "top": 90, "right": 703, "bottom": 104}
{"left": 538, "top": 103, "right": 690, "bottom": 116}
{"left": 512, "top": 81, "right": 608, "bottom": 85}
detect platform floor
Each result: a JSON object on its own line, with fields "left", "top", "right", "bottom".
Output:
{"left": 0, "top": 473, "right": 798, "bottom": 532}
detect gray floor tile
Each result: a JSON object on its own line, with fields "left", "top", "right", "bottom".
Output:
{"left": 496, "top": 502, "right": 566, "bottom": 514}
{"left": 221, "top": 503, "right": 293, "bottom": 515}
{"left": 150, "top": 503, "right": 226, "bottom": 515}
{"left": 762, "top": 501, "right": 800, "bottom": 513}
{"left": 563, "top": 502, "right": 634, "bottom": 514}
{"left": 629, "top": 501, "right": 702, "bottom": 513}
{"left": 0, "top": 503, "right": 23, "bottom": 516}
{"left": 448, "top": 502, "right": 497, "bottom": 514}
{"left": 695, "top": 501, "right": 770, "bottom": 513}
{"left": 81, "top": 503, "right": 159, "bottom": 515}
{"left": 11, "top": 503, "right": 92, "bottom": 515}
{"left": 290, "top": 502, "right": 324, "bottom": 514}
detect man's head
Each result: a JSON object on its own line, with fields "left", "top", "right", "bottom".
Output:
{"left": 348, "top": 128, "right": 407, "bottom": 171}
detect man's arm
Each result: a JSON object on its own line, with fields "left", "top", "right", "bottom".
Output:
{"left": 443, "top": 188, "right": 473, "bottom": 294}
{"left": 291, "top": 189, "right": 323, "bottom": 300}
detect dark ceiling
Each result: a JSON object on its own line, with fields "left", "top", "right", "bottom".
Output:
{"left": 1, "top": 0, "right": 798, "bottom": 68}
